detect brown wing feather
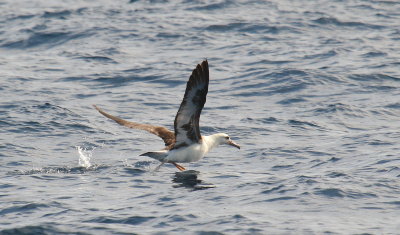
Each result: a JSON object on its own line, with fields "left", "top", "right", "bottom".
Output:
{"left": 93, "top": 105, "right": 175, "bottom": 146}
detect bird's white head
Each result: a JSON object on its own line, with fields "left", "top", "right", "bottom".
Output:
{"left": 214, "top": 133, "right": 241, "bottom": 149}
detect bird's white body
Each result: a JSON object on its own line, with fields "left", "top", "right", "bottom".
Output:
{"left": 166, "top": 143, "right": 205, "bottom": 163}
{"left": 166, "top": 134, "right": 223, "bottom": 163}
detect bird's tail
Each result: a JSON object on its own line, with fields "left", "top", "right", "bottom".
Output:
{"left": 140, "top": 151, "right": 168, "bottom": 162}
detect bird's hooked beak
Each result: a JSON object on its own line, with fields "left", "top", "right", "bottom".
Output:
{"left": 228, "top": 140, "right": 241, "bottom": 149}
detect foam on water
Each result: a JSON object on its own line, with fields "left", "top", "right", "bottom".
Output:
{"left": 76, "top": 146, "right": 92, "bottom": 168}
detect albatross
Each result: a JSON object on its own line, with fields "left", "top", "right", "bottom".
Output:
{"left": 93, "top": 60, "right": 240, "bottom": 171}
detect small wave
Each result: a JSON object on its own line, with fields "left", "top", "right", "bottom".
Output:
{"left": 264, "top": 196, "right": 297, "bottom": 202}
{"left": 93, "top": 74, "right": 163, "bottom": 87}
{"left": 6, "top": 13, "right": 36, "bottom": 21}
{"left": 205, "top": 22, "right": 246, "bottom": 32}
{"left": 0, "top": 203, "right": 51, "bottom": 216}
{"left": 315, "top": 186, "right": 378, "bottom": 199}
{"left": 315, "top": 188, "right": 345, "bottom": 198}
{"left": 384, "top": 201, "right": 400, "bottom": 205}
{"left": 0, "top": 225, "right": 67, "bottom": 235}
{"left": 348, "top": 73, "right": 400, "bottom": 82}
{"left": 277, "top": 97, "right": 307, "bottom": 105}
{"left": 362, "top": 51, "right": 387, "bottom": 58}
{"left": 186, "top": 1, "right": 234, "bottom": 11}
{"left": 326, "top": 171, "right": 347, "bottom": 178}
{"left": 76, "top": 55, "right": 117, "bottom": 64}
{"left": 86, "top": 215, "right": 155, "bottom": 225}
{"left": 60, "top": 76, "right": 91, "bottom": 82}
{"left": 271, "top": 164, "right": 295, "bottom": 170}
{"left": 302, "top": 50, "right": 338, "bottom": 60}
{"left": 297, "top": 175, "right": 318, "bottom": 185}
{"left": 241, "top": 117, "right": 280, "bottom": 124}
{"left": 155, "top": 32, "right": 182, "bottom": 38}
{"left": 347, "top": 191, "right": 378, "bottom": 199}
{"left": 123, "top": 167, "right": 147, "bottom": 175}
{"left": 232, "top": 69, "right": 310, "bottom": 97}
{"left": 261, "top": 185, "right": 286, "bottom": 194}
{"left": 288, "top": 119, "right": 321, "bottom": 129}
{"left": 8, "top": 165, "right": 103, "bottom": 176}
{"left": 5, "top": 102, "right": 95, "bottom": 136}
{"left": 42, "top": 10, "right": 72, "bottom": 19}
{"left": 385, "top": 103, "right": 400, "bottom": 109}
{"left": 204, "top": 22, "right": 296, "bottom": 34}
{"left": 313, "top": 103, "right": 368, "bottom": 118}
{"left": 1, "top": 31, "right": 92, "bottom": 49}
{"left": 312, "top": 17, "right": 384, "bottom": 29}
{"left": 244, "top": 59, "right": 293, "bottom": 66}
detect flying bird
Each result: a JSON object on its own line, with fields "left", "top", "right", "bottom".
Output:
{"left": 93, "top": 60, "right": 240, "bottom": 171}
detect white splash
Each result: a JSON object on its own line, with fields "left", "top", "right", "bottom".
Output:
{"left": 76, "top": 146, "right": 93, "bottom": 168}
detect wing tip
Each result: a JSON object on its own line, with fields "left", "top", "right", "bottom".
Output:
{"left": 201, "top": 59, "right": 209, "bottom": 81}
{"left": 93, "top": 104, "right": 106, "bottom": 115}
{"left": 201, "top": 59, "right": 208, "bottom": 68}
{"left": 195, "top": 59, "right": 209, "bottom": 82}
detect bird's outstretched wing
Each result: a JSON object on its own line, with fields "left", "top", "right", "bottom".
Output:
{"left": 173, "top": 60, "right": 209, "bottom": 149}
{"left": 93, "top": 105, "right": 175, "bottom": 146}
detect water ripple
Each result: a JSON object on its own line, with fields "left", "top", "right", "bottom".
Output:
{"left": 1, "top": 31, "right": 92, "bottom": 49}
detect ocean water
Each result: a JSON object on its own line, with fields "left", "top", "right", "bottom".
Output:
{"left": 1, "top": 0, "right": 400, "bottom": 234}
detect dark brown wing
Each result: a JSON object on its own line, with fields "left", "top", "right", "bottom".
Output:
{"left": 173, "top": 60, "right": 209, "bottom": 149}
{"left": 93, "top": 105, "right": 175, "bottom": 146}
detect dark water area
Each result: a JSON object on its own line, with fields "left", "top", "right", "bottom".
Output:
{"left": 1, "top": 0, "right": 400, "bottom": 234}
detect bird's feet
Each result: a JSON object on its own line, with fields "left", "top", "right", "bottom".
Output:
{"left": 172, "top": 162, "right": 186, "bottom": 171}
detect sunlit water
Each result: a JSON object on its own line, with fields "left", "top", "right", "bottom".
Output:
{"left": 1, "top": 0, "right": 400, "bottom": 234}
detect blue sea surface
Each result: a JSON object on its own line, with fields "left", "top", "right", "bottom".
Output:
{"left": 1, "top": 0, "right": 400, "bottom": 234}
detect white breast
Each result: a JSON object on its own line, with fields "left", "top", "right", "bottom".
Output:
{"left": 165, "top": 142, "right": 208, "bottom": 163}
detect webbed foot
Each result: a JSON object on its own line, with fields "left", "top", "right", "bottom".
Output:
{"left": 172, "top": 162, "right": 186, "bottom": 171}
